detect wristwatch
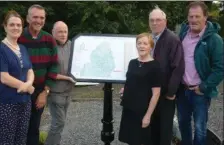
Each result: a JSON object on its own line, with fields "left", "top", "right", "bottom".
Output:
{"left": 44, "top": 87, "right": 50, "bottom": 94}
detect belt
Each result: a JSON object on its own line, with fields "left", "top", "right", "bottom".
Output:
{"left": 181, "top": 83, "right": 197, "bottom": 90}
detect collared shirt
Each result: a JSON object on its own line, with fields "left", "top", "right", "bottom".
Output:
{"left": 151, "top": 29, "right": 165, "bottom": 57}
{"left": 182, "top": 26, "right": 206, "bottom": 86}
{"left": 50, "top": 40, "right": 73, "bottom": 96}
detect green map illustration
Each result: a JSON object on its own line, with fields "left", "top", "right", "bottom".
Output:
{"left": 80, "top": 42, "right": 115, "bottom": 78}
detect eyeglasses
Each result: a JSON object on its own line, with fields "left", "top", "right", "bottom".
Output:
{"left": 149, "top": 18, "right": 164, "bottom": 23}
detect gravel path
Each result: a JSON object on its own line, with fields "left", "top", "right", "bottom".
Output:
{"left": 41, "top": 100, "right": 126, "bottom": 145}
{"left": 208, "top": 94, "right": 223, "bottom": 140}
{"left": 40, "top": 94, "right": 223, "bottom": 145}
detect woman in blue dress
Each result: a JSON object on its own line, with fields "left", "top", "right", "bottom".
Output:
{"left": 0, "top": 10, "right": 35, "bottom": 144}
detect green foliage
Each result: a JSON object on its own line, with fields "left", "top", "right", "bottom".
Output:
{"left": 39, "top": 131, "right": 48, "bottom": 145}
{"left": 219, "top": 2, "right": 224, "bottom": 38}
{"left": 209, "top": 3, "right": 221, "bottom": 21}
{"left": 0, "top": 1, "right": 221, "bottom": 40}
{"left": 218, "top": 15, "right": 224, "bottom": 38}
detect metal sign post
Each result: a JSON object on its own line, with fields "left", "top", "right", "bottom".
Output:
{"left": 101, "top": 83, "right": 114, "bottom": 145}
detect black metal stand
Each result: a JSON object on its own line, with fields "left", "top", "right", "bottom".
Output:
{"left": 101, "top": 83, "right": 114, "bottom": 145}
{"left": 207, "top": 129, "right": 222, "bottom": 145}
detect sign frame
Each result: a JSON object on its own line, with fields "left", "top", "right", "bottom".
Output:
{"left": 68, "top": 33, "right": 137, "bottom": 84}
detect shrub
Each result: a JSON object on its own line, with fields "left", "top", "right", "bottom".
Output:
{"left": 39, "top": 131, "right": 48, "bottom": 145}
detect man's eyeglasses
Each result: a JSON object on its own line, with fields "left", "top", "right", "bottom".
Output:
{"left": 149, "top": 18, "right": 164, "bottom": 23}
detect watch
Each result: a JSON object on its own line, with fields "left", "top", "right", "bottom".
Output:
{"left": 44, "top": 88, "right": 50, "bottom": 94}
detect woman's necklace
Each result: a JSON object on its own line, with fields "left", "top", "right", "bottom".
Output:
{"left": 4, "top": 38, "right": 20, "bottom": 51}
{"left": 138, "top": 61, "right": 144, "bottom": 67}
{"left": 138, "top": 56, "right": 153, "bottom": 67}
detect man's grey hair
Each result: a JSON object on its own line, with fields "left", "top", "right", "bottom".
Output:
{"left": 149, "top": 5, "right": 167, "bottom": 20}
{"left": 28, "top": 4, "right": 45, "bottom": 15}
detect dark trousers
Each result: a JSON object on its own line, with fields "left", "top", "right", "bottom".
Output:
{"left": 176, "top": 85, "right": 211, "bottom": 145}
{"left": 151, "top": 97, "right": 176, "bottom": 145}
{"left": 26, "top": 89, "right": 45, "bottom": 145}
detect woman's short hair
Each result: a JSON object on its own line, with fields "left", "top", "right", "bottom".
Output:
{"left": 136, "top": 32, "right": 154, "bottom": 48}
{"left": 2, "top": 10, "right": 24, "bottom": 27}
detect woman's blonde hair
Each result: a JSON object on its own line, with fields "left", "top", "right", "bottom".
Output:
{"left": 136, "top": 32, "right": 154, "bottom": 48}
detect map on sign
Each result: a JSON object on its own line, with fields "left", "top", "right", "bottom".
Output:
{"left": 69, "top": 34, "right": 138, "bottom": 83}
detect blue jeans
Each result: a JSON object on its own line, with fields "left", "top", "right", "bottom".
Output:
{"left": 176, "top": 85, "right": 211, "bottom": 145}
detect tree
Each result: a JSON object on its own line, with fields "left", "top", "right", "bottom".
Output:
{"left": 0, "top": 1, "right": 211, "bottom": 40}
{"left": 218, "top": 1, "right": 224, "bottom": 38}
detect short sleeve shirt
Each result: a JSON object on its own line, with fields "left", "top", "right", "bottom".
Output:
{"left": 0, "top": 42, "right": 32, "bottom": 104}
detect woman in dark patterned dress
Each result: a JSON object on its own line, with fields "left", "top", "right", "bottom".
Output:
{"left": 119, "top": 33, "right": 162, "bottom": 145}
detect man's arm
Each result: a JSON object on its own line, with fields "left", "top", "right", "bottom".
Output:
{"left": 199, "top": 35, "right": 224, "bottom": 93}
{"left": 56, "top": 74, "right": 76, "bottom": 83}
{"left": 45, "top": 36, "right": 59, "bottom": 89}
{"left": 35, "top": 36, "right": 58, "bottom": 109}
{"left": 167, "top": 37, "right": 185, "bottom": 97}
